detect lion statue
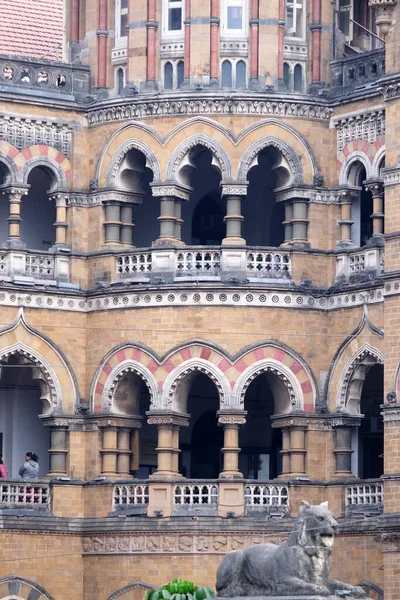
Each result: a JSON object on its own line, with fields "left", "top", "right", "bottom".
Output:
{"left": 216, "top": 501, "right": 367, "bottom": 598}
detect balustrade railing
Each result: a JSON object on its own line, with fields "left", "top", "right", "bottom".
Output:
{"left": 336, "top": 246, "right": 384, "bottom": 281}
{"left": 174, "top": 483, "right": 219, "bottom": 505}
{"left": 346, "top": 481, "right": 384, "bottom": 507}
{"left": 176, "top": 250, "right": 221, "bottom": 276}
{"left": 244, "top": 484, "right": 290, "bottom": 510}
{"left": 116, "top": 253, "right": 152, "bottom": 279}
{"left": 113, "top": 483, "right": 149, "bottom": 508}
{"left": 331, "top": 48, "right": 385, "bottom": 95}
{"left": 25, "top": 254, "right": 55, "bottom": 279}
{"left": 0, "top": 481, "right": 50, "bottom": 509}
{"left": 246, "top": 251, "right": 291, "bottom": 279}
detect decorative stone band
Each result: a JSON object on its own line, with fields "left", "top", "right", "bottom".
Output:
{"left": 147, "top": 413, "right": 190, "bottom": 427}
{"left": 40, "top": 415, "right": 143, "bottom": 431}
{"left": 220, "top": 183, "right": 249, "bottom": 197}
{"left": 275, "top": 186, "right": 360, "bottom": 204}
{"left": 271, "top": 414, "right": 362, "bottom": 430}
{"left": 150, "top": 183, "right": 192, "bottom": 201}
{"left": 66, "top": 193, "right": 101, "bottom": 207}
{"left": 93, "top": 188, "right": 145, "bottom": 205}
{"left": 382, "top": 164, "right": 400, "bottom": 187}
{"left": 332, "top": 106, "right": 385, "bottom": 153}
{"left": 83, "top": 532, "right": 285, "bottom": 555}
{"left": 217, "top": 412, "right": 247, "bottom": 426}
{"left": 87, "top": 96, "right": 333, "bottom": 126}
{"left": 378, "top": 73, "right": 400, "bottom": 101}
{"left": 381, "top": 406, "right": 400, "bottom": 423}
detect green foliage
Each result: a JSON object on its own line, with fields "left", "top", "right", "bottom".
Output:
{"left": 145, "top": 579, "right": 216, "bottom": 600}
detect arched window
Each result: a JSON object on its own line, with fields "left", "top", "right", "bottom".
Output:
{"left": 221, "top": 60, "right": 232, "bottom": 88}
{"left": 293, "top": 64, "right": 302, "bottom": 91}
{"left": 285, "top": 0, "right": 305, "bottom": 38}
{"left": 283, "top": 62, "right": 290, "bottom": 88}
{"left": 117, "top": 68, "right": 125, "bottom": 95}
{"left": 177, "top": 60, "right": 184, "bottom": 88}
{"left": 164, "top": 62, "right": 173, "bottom": 89}
{"left": 115, "top": 0, "right": 128, "bottom": 45}
{"left": 236, "top": 60, "right": 246, "bottom": 89}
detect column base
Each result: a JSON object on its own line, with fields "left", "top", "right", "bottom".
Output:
{"left": 219, "top": 471, "right": 243, "bottom": 479}
{"left": 366, "top": 234, "right": 385, "bottom": 247}
{"left": 3, "top": 238, "right": 26, "bottom": 249}
{"left": 149, "top": 470, "right": 182, "bottom": 479}
{"left": 221, "top": 237, "right": 246, "bottom": 246}
{"left": 152, "top": 237, "right": 185, "bottom": 247}
{"left": 336, "top": 240, "right": 356, "bottom": 249}
{"left": 50, "top": 242, "right": 71, "bottom": 251}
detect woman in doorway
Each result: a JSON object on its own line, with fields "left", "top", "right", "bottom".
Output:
{"left": 0, "top": 455, "right": 8, "bottom": 478}
{"left": 19, "top": 452, "right": 39, "bottom": 481}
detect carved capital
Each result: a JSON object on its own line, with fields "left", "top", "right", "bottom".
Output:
{"left": 96, "top": 188, "right": 144, "bottom": 205}
{"left": 217, "top": 411, "right": 247, "bottom": 426}
{"left": 147, "top": 412, "right": 190, "bottom": 427}
{"left": 220, "top": 182, "right": 249, "bottom": 197}
{"left": 275, "top": 187, "right": 312, "bottom": 204}
{"left": 1, "top": 185, "right": 30, "bottom": 202}
{"left": 150, "top": 183, "right": 192, "bottom": 201}
{"left": 337, "top": 187, "right": 361, "bottom": 204}
{"left": 364, "top": 179, "right": 384, "bottom": 197}
{"left": 48, "top": 191, "right": 69, "bottom": 207}
{"left": 369, "top": 0, "right": 397, "bottom": 37}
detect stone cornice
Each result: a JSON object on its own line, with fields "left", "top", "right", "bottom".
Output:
{"left": 382, "top": 164, "right": 400, "bottom": 187}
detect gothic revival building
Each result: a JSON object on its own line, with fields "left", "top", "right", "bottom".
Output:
{"left": 0, "top": 0, "right": 399, "bottom": 598}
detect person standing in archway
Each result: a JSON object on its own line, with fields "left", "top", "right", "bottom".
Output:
{"left": 0, "top": 455, "right": 8, "bottom": 478}
{"left": 19, "top": 452, "right": 40, "bottom": 481}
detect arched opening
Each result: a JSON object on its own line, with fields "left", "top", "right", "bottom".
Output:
{"left": 179, "top": 372, "right": 222, "bottom": 478}
{"left": 283, "top": 62, "right": 290, "bottom": 89}
{"left": 0, "top": 161, "right": 11, "bottom": 244}
{"left": 112, "top": 371, "right": 156, "bottom": 477}
{"left": 20, "top": 166, "right": 57, "bottom": 250}
{"left": 178, "top": 145, "right": 224, "bottom": 246}
{"left": 115, "top": 148, "right": 156, "bottom": 247}
{"left": 293, "top": 64, "right": 303, "bottom": 91}
{"left": 164, "top": 62, "right": 173, "bottom": 89}
{"left": 358, "top": 363, "right": 384, "bottom": 478}
{"left": 177, "top": 60, "right": 184, "bottom": 88}
{"left": 239, "top": 372, "right": 288, "bottom": 479}
{"left": 0, "top": 354, "right": 51, "bottom": 478}
{"left": 243, "top": 146, "right": 289, "bottom": 245}
{"left": 236, "top": 60, "right": 246, "bottom": 89}
{"left": 347, "top": 161, "right": 373, "bottom": 246}
{"left": 221, "top": 60, "right": 232, "bottom": 88}
{"left": 117, "top": 68, "right": 125, "bottom": 95}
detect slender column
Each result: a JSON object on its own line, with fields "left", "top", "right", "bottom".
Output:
{"left": 104, "top": 202, "right": 122, "bottom": 245}
{"left": 289, "top": 427, "right": 307, "bottom": 476}
{"left": 147, "top": 414, "right": 188, "bottom": 478}
{"left": 333, "top": 427, "right": 353, "bottom": 477}
{"left": 278, "top": 0, "right": 285, "bottom": 84}
{"left": 249, "top": 0, "right": 260, "bottom": 86}
{"left": 101, "top": 427, "right": 119, "bottom": 478}
{"left": 280, "top": 428, "right": 291, "bottom": 476}
{"left": 210, "top": 0, "right": 220, "bottom": 84}
{"left": 2, "top": 186, "right": 29, "bottom": 249}
{"left": 282, "top": 202, "right": 293, "bottom": 245}
{"left": 48, "top": 426, "right": 68, "bottom": 476}
{"left": 184, "top": 0, "right": 191, "bottom": 81}
{"left": 311, "top": 0, "right": 321, "bottom": 84}
{"left": 146, "top": 0, "right": 157, "bottom": 88}
{"left": 97, "top": 0, "right": 108, "bottom": 88}
{"left": 152, "top": 183, "right": 191, "bottom": 246}
{"left": 71, "top": 0, "right": 80, "bottom": 42}
{"left": 221, "top": 183, "right": 248, "bottom": 246}
{"left": 337, "top": 190, "right": 358, "bottom": 247}
{"left": 117, "top": 428, "right": 132, "bottom": 477}
{"left": 49, "top": 192, "right": 69, "bottom": 249}
{"left": 291, "top": 199, "right": 309, "bottom": 246}
{"left": 120, "top": 203, "right": 135, "bottom": 246}
{"left": 365, "top": 180, "right": 384, "bottom": 239}
{"left": 218, "top": 414, "right": 246, "bottom": 479}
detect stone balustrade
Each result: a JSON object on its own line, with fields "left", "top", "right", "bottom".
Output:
{"left": 113, "top": 482, "right": 149, "bottom": 508}
{"left": 244, "top": 484, "right": 290, "bottom": 512}
{"left": 345, "top": 480, "right": 384, "bottom": 515}
{"left": 0, "top": 54, "right": 90, "bottom": 102}
{"left": 0, "top": 249, "right": 71, "bottom": 285}
{"left": 0, "top": 480, "right": 50, "bottom": 510}
{"left": 336, "top": 246, "right": 384, "bottom": 281}
{"left": 174, "top": 483, "right": 219, "bottom": 506}
{"left": 331, "top": 48, "right": 385, "bottom": 96}
{"left": 114, "top": 246, "right": 292, "bottom": 284}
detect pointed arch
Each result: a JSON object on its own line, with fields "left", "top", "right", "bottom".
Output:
{"left": 18, "top": 147, "right": 71, "bottom": 187}
{"left": 100, "top": 359, "right": 159, "bottom": 414}
{"left": 107, "top": 138, "right": 161, "bottom": 186}
{"left": 0, "top": 576, "right": 55, "bottom": 600}
{"left": 166, "top": 134, "right": 233, "bottom": 182}
{"left": 237, "top": 136, "right": 304, "bottom": 184}
{"left": 0, "top": 309, "right": 79, "bottom": 413}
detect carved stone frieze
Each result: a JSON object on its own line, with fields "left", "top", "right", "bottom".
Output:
{"left": 0, "top": 114, "right": 73, "bottom": 159}
{"left": 220, "top": 184, "right": 249, "bottom": 197}
{"left": 66, "top": 193, "right": 101, "bottom": 207}
{"left": 95, "top": 189, "right": 144, "bottom": 205}
{"left": 382, "top": 165, "right": 400, "bottom": 187}
{"left": 147, "top": 414, "right": 189, "bottom": 427}
{"left": 275, "top": 187, "right": 312, "bottom": 203}
{"left": 87, "top": 97, "right": 333, "bottom": 126}
{"left": 271, "top": 416, "right": 329, "bottom": 430}
{"left": 333, "top": 109, "right": 385, "bottom": 153}
{"left": 151, "top": 184, "right": 192, "bottom": 201}
{"left": 97, "top": 417, "right": 143, "bottom": 429}
{"left": 82, "top": 532, "right": 285, "bottom": 555}
{"left": 218, "top": 414, "right": 247, "bottom": 426}
{"left": 381, "top": 406, "right": 400, "bottom": 422}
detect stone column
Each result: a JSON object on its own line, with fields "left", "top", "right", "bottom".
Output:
{"left": 146, "top": 0, "right": 157, "bottom": 90}
{"left": 381, "top": 396, "right": 400, "bottom": 514}
{"left": 280, "top": 428, "right": 291, "bottom": 476}
{"left": 337, "top": 189, "right": 359, "bottom": 247}
{"left": 291, "top": 199, "right": 309, "bottom": 246}
{"left": 221, "top": 183, "right": 248, "bottom": 246}
{"left": 151, "top": 183, "right": 191, "bottom": 246}
{"left": 365, "top": 180, "right": 384, "bottom": 241}
{"left": 117, "top": 427, "right": 132, "bottom": 477}
{"left": 184, "top": 0, "right": 191, "bottom": 83}
{"left": 2, "top": 186, "right": 29, "bottom": 249}
{"left": 40, "top": 422, "right": 69, "bottom": 477}
{"left": 101, "top": 426, "right": 119, "bottom": 478}
{"left": 249, "top": 0, "right": 260, "bottom": 88}
{"left": 49, "top": 192, "right": 69, "bottom": 249}
{"left": 120, "top": 203, "right": 135, "bottom": 246}
{"left": 104, "top": 202, "right": 122, "bottom": 246}
{"left": 218, "top": 413, "right": 246, "bottom": 479}
{"left": 333, "top": 426, "right": 354, "bottom": 477}
{"left": 147, "top": 414, "right": 188, "bottom": 478}
{"left": 210, "top": 0, "right": 220, "bottom": 86}
{"left": 311, "top": 0, "right": 321, "bottom": 85}
{"left": 289, "top": 427, "right": 307, "bottom": 475}
{"left": 278, "top": 0, "right": 284, "bottom": 86}
{"left": 97, "top": 0, "right": 108, "bottom": 88}
{"left": 282, "top": 202, "right": 293, "bottom": 245}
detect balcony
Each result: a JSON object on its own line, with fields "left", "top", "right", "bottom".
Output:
{"left": 331, "top": 48, "right": 385, "bottom": 96}
{"left": 336, "top": 245, "right": 384, "bottom": 282}
{"left": 0, "top": 55, "right": 90, "bottom": 102}
{"left": 0, "top": 248, "right": 72, "bottom": 286}
{"left": 114, "top": 246, "right": 292, "bottom": 285}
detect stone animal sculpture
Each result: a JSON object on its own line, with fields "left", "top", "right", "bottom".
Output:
{"left": 216, "top": 501, "right": 367, "bottom": 598}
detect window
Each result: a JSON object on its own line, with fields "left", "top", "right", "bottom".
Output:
{"left": 285, "top": 0, "right": 305, "bottom": 38}
{"left": 222, "top": 0, "right": 247, "bottom": 36}
{"left": 293, "top": 64, "right": 303, "bottom": 91}
{"left": 283, "top": 62, "right": 304, "bottom": 92}
{"left": 163, "top": 60, "right": 185, "bottom": 89}
{"left": 338, "top": 0, "right": 353, "bottom": 42}
{"left": 221, "top": 60, "right": 233, "bottom": 87}
{"left": 115, "top": 0, "right": 128, "bottom": 46}
{"left": 117, "top": 68, "right": 125, "bottom": 95}
{"left": 283, "top": 63, "right": 290, "bottom": 88}
{"left": 221, "top": 59, "right": 247, "bottom": 89}
{"left": 164, "top": 0, "right": 184, "bottom": 34}
{"left": 236, "top": 60, "right": 246, "bottom": 89}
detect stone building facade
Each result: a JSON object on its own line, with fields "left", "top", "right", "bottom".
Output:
{"left": 0, "top": 0, "right": 399, "bottom": 599}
